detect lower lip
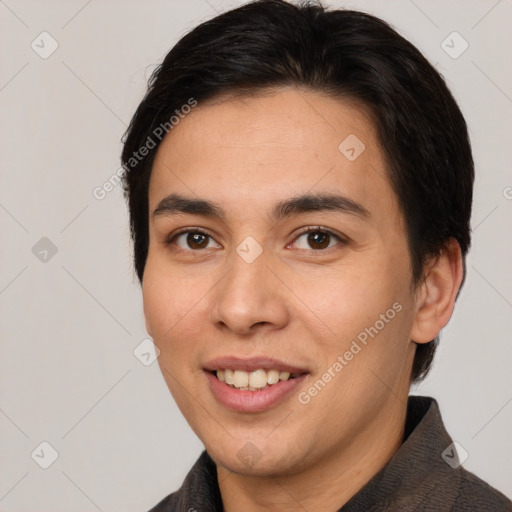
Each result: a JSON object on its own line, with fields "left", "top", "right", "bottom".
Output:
{"left": 205, "top": 372, "right": 307, "bottom": 413}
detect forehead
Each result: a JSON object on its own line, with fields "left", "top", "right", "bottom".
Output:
{"left": 149, "top": 87, "right": 399, "bottom": 225}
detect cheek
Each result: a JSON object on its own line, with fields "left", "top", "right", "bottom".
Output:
{"left": 142, "top": 251, "right": 198, "bottom": 335}
{"left": 299, "top": 258, "right": 414, "bottom": 376}
{"left": 142, "top": 252, "right": 216, "bottom": 375}
{"left": 297, "top": 264, "right": 399, "bottom": 330}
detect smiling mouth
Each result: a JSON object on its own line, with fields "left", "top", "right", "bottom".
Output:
{"left": 212, "top": 368, "right": 305, "bottom": 391}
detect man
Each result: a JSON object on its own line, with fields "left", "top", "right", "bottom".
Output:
{"left": 121, "top": 1, "right": 511, "bottom": 510}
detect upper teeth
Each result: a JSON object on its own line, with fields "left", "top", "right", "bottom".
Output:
{"left": 216, "top": 369, "right": 293, "bottom": 390}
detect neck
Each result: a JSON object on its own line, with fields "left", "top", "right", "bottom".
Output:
{"left": 217, "top": 395, "right": 408, "bottom": 512}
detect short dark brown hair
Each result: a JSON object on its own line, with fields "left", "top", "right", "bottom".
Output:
{"left": 121, "top": 0, "right": 474, "bottom": 382}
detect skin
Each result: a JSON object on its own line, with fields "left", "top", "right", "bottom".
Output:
{"left": 143, "top": 87, "right": 463, "bottom": 511}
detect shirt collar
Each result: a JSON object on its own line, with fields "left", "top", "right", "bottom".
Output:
{"left": 164, "top": 395, "right": 460, "bottom": 512}
{"left": 339, "top": 395, "right": 460, "bottom": 511}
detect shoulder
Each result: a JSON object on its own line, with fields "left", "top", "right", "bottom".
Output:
{"left": 147, "top": 492, "right": 180, "bottom": 512}
{"left": 145, "top": 450, "right": 222, "bottom": 512}
{"left": 450, "top": 467, "right": 512, "bottom": 511}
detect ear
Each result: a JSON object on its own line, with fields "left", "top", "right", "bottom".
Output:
{"left": 410, "top": 238, "right": 464, "bottom": 344}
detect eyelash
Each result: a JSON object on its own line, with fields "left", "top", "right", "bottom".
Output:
{"left": 165, "top": 226, "right": 346, "bottom": 252}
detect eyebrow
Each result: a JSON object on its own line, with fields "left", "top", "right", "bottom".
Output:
{"left": 152, "top": 192, "right": 370, "bottom": 223}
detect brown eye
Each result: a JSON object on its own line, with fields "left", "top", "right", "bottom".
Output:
{"left": 292, "top": 228, "right": 344, "bottom": 251}
{"left": 168, "top": 229, "right": 220, "bottom": 251}
{"left": 306, "top": 231, "right": 331, "bottom": 250}
{"left": 185, "top": 232, "right": 209, "bottom": 249}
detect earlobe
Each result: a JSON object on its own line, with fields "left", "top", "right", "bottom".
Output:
{"left": 410, "top": 238, "right": 464, "bottom": 344}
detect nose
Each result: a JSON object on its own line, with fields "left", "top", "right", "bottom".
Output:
{"left": 209, "top": 247, "right": 290, "bottom": 336}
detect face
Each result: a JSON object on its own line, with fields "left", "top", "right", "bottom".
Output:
{"left": 143, "top": 88, "right": 419, "bottom": 477}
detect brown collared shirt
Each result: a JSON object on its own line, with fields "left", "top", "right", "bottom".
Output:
{"left": 148, "top": 396, "right": 512, "bottom": 511}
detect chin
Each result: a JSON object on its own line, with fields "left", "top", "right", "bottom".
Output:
{"left": 204, "top": 433, "right": 311, "bottom": 478}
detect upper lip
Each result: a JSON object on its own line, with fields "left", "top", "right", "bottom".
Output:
{"left": 203, "top": 356, "right": 309, "bottom": 374}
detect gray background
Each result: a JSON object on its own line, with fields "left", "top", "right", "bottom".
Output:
{"left": 0, "top": 0, "right": 510, "bottom": 510}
